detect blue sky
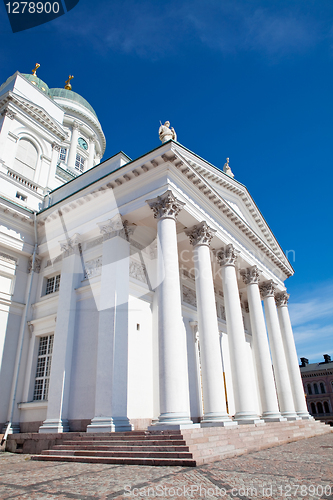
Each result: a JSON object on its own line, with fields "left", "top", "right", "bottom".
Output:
{"left": 0, "top": 0, "right": 332, "bottom": 362}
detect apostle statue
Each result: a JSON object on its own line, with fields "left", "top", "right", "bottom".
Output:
{"left": 223, "top": 158, "right": 234, "bottom": 178}
{"left": 159, "top": 121, "right": 177, "bottom": 143}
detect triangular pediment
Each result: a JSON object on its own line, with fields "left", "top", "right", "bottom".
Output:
{"left": 0, "top": 91, "right": 67, "bottom": 141}
{"left": 170, "top": 144, "right": 292, "bottom": 273}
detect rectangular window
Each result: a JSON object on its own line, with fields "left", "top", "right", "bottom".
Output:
{"left": 16, "top": 192, "right": 27, "bottom": 201}
{"left": 75, "top": 153, "right": 85, "bottom": 172}
{"left": 33, "top": 335, "right": 54, "bottom": 401}
{"left": 45, "top": 274, "right": 61, "bottom": 295}
{"left": 59, "top": 147, "right": 67, "bottom": 162}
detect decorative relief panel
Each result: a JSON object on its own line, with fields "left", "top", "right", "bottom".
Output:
{"left": 84, "top": 257, "right": 102, "bottom": 279}
{"left": 183, "top": 285, "right": 197, "bottom": 307}
{"left": 129, "top": 259, "right": 148, "bottom": 284}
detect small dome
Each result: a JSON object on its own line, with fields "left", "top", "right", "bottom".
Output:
{"left": 48, "top": 88, "right": 97, "bottom": 117}
{"left": 22, "top": 74, "right": 49, "bottom": 93}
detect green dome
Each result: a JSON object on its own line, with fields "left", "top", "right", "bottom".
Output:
{"left": 48, "top": 88, "right": 97, "bottom": 117}
{"left": 22, "top": 74, "right": 49, "bottom": 93}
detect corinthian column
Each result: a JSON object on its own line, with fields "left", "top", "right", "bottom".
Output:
{"left": 186, "top": 222, "right": 235, "bottom": 426}
{"left": 275, "top": 292, "right": 311, "bottom": 419}
{"left": 260, "top": 281, "right": 298, "bottom": 420}
{"left": 217, "top": 245, "right": 261, "bottom": 424}
{"left": 240, "top": 267, "right": 284, "bottom": 421}
{"left": 87, "top": 135, "right": 96, "bottom": 171}
{"left": 146, "top": 190, "right": 192, "bottom": 428}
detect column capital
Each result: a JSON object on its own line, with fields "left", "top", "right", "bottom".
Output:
{"left": 146, "top": 190, "right": 185, "bottom": 221}
{"left": 185, "top": 221, "right": 216, "bottom": 247}
{"left": 52, "top": 142, "right": 61, "bottom": 151}
{"left": 216, "top": 244, "right": 239, "bottom": 267}
{"left": 259, "top": 280, "right": 277, "bottom": 299}
{"left": 240, "top": 265, "right": 261, "bottom": 285}
{"left": 59, "top": 233, "right": 81, "bottom": 257}
{"left": 89, "top": 134, "right": 97, "bottom": 144}
{"left": 97, "top": 214, "right": 135, "bottom": 241}
{"left": 72, "top": 121, "right": 80, "bottom": 130}
{"left": 28, "top": 255, "right": 42, "bottom": 273}
{"left": 1, "top": 108, "right": 16, "bottom": 120}
{"left": 275, "top": 291, "right": 290, "bottom": 307}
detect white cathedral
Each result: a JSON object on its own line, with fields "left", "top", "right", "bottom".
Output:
{"left": 0, "top": 66, "right": 311, "bottom": 438}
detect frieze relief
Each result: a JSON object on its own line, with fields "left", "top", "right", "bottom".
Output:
{"left": 129, "top": 259, "right": 148, "bottom": 284}
{"left": 183, "top": 285, "right": 197, "bottom": 307}
{"left": 84, "top": 257, "right": 102, "bottom": 279}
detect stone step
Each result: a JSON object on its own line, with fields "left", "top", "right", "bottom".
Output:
{"left": 60, "top": 439, "right": 186, "bottom": 447}
{"left": 31, "top": 454, "right": 196, "bottom": 467}
{"left": 63, "top": 434, "right": 184, "bottom": 441}
{"left": 53, "top": 444, "right": 190, "bottom": 452}
{"left": 41, "top": 449, "right": 193, "bottom": 459}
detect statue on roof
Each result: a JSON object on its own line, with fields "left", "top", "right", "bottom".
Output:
{"left": 65, "top": 75, "right": 74, "bottom": 90}
{"left": 223, "top": 158, "right": 234, "bottom": 178}
{"left": 159, "top": 121, "right": 177, "bottom": 143}
{"left": 32, "top": 63, "right": 40, "bottom": 77}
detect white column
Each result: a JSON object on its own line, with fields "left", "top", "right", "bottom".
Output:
{"left": 46, "top": 143, "right": 60, "bottom": 189}
{"left": 87, "top": 216, "right": 133, "bottom": 432}
{"left": 276, "top": 292, "right": 311, "bottom": 419}
{"left": 146, "top": 190, "right": 192, "bottom": 428}
{"left": 260, "top": 281, "right": 299, "bottom": 420}
{"left": 241, "top": 267, "right": 284, "bottom": 421}
{"left": 186, "top": 222, "right": 234, "bottom": 426}
{"left": 87, "top": 135, "right": 96, "bottom": 171}
{"left": 39, "top": 234, "right": 82, "bottom": 433}
{"left": 67, "top": 121, "right": 80, "bottom": 169}
{"left": 217, "top": 245, "right": 262, "bottom": 424}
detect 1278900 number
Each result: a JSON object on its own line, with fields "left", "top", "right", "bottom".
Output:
{"left": 6, "top": 2, "right": 60, "bottom": 13}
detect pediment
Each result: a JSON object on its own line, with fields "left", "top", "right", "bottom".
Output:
{"left": 0, "top": 92, "right": 67, "bottom": 141}
{"left": 171, "top": 145, "right": 292, "bottom": 273}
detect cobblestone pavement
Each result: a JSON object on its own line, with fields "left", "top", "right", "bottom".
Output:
{"left": 0, "top": 433, "right": 332, "bottom": 500}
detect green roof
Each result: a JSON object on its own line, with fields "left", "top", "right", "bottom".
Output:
{"left": 21, "top": 74, "right": 49, "bottom": 93}
{"left": 48, "top": 88, "right": 97, "bottom": 117}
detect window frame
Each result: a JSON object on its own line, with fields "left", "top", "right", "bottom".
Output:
{"left": 33, "top": 334, "right": 54, "bottom": 401}
{"left": 44, "top": 274, "right": 61, "bottom": 296}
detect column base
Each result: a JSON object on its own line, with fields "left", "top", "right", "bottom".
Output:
{"left": 87, "top": 416, "right": 133, "bottom": 433}
{"left": 281, "top": 411, "right": 301, "bottom": 421}
{"left": 234, "top": 412, "right": 264, "bottom": 425}
{"left": 39, "top": 419, "right": 69, "bottom": 433}
{"left": 148, "top": 412, "right": 194, "bottom": 431}
{"left": 200, "top": 412, "right": 237, "bottom": 427}
{"left": 262, "top": 411, "right": 286, "bottom": 422}
{"left": 296, "top": 411, "right": 313, "bottom": 420}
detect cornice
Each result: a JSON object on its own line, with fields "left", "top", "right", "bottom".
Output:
{"left": 0, "top": 91, "right": 67, "bottom": 141}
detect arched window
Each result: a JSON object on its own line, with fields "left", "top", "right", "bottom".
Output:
{"left": 317, "top": 402, "right": 323, "bottom": 414}
{"left": 320, "top": 382, "right": 326, "bottom": 394}
{"left": 314, "top": 383, "right": 319, "bottom": 394}
{"left": 311, "top": 402, "right": 317, "bottom": 414}
{"left": 14, "top": 138, "right": 38, "bottom": 180}
{"left": 324, "top": 402, "right": 330, "bottom": 413}
{"left": 307, "top": 384, "right": 312, "bottom": 395}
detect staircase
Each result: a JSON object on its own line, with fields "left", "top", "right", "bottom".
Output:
{"left": 31, "top": 430, "right": 196, "bottom": 467}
